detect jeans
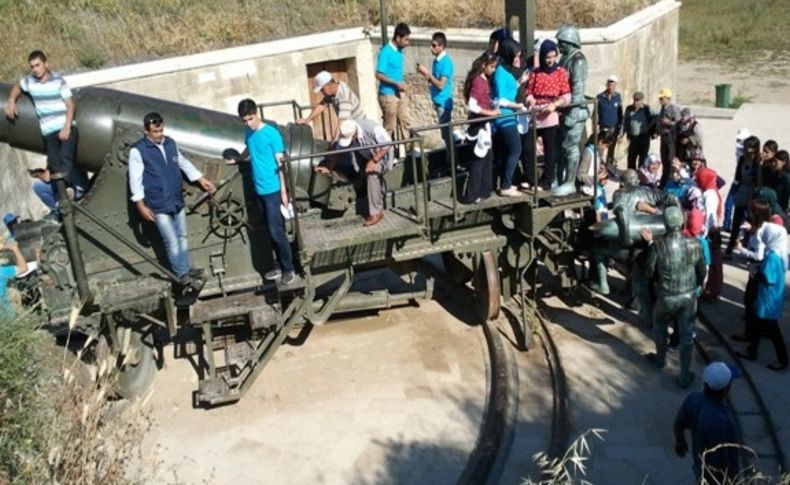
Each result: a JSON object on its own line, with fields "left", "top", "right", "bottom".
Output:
{"left": 495, "top": 124, "right": 521, "bottom": 189}
{"left": 32, "top": 179, "right": 58, "bottom": 214}
{"left": 32, "top": 172, "right": 87, "bottom": 217}
{"left": 258, "top": 192, "right": 295, "bottom": 274}
{"left": 435, "top": 103, "right": 453, "bottom": 152}
{"left": 42, "top": 126, "right": 78, "bottom": 179}
{"left": 154, "top": 208, "right": 191, "bottom": 278}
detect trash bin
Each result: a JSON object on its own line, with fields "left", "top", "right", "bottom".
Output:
{"left": 715, "top": 83, "right": 732, "bottom": 108}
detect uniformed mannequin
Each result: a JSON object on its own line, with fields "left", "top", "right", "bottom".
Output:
{"left": 553, "top": 25, "right": 588, "bottom": 196}
{"left": 643, "top": 206, "right": 706, "bottom": 388}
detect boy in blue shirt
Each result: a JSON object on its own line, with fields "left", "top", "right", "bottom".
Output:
{"left": 418, "top": 32, "right": 454, "bottom": 150}
{"left": 376, "top": 22, "right": 411, "bottom": 142}
{"left": 234, "top": 99, "right": 298, "bottom": 286}
{"left": 1, "top": 237, "right": 28, "bottom": 318}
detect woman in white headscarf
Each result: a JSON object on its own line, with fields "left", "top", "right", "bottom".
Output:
{"left": 737, "top": 222, "right": 788, "bottom": 370}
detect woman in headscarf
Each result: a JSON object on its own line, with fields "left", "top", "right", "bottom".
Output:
{"left": 737, "top": 222, "right": 789, "bottom": 371}
{"left": 492, "top": 39, "right": 526, "bottom": 197}
{"left": 683, "top": 205, "right": 711, "bottom": 284}
{"left": 523, "top": 39, "right": 571, "bottom": 191}
{"left": 638, "top": 153, "right": 662, "bottom": 189}
{"left": 695, "top": 166, "right": 724, "bottom": 299}
{"left": 696, "top": 166, "right": 723, "bottom": 231}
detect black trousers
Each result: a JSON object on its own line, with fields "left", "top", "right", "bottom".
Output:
{"left": 659, "top": 133, "right": 675, "bottom": 188}
{"left": 627, "top": 134, "right": 651, "bottom": 171}
{"left": 465, "top": 149, "right": 493, "bottom": 203}
{"left": 746, "top": 317, "right": 789, "bottom": 365}
{"left": 522, "top": 125, "right": 560, "bottom": 188}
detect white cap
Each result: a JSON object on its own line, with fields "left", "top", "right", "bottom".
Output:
{"left": 337, "top": 119, "right": 359, "bottom": 148}
{"left": 735, "top": 127, "right": 751, "bottom": 142}
{"left": 313, "top": 71, "right": 333, "bottom": 93}
{"left": 703, "top": 362, "right": 734, "bottom": 391}
{"left": 607, "top": 75, "right": 618, "bottom": 83}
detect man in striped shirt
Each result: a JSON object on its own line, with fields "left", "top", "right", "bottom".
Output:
{"left": 4, "top": 50, "right": 78, "bottom": 182}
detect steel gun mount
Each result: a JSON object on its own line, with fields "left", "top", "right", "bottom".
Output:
{"left": 1, "top": 83, "right": 593, "bottom": 405}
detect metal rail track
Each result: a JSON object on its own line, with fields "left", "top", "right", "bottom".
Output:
{"left": 695, "top": 310, "right": 788, "bottom": 477}
{"left": 457, "top": 295, "right": 570, "bottom": 484}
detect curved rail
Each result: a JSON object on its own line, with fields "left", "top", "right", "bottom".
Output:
{"left": 458, "top": 321, "right": 519, "bottom": 485}
{"left": 534, "top": 308, "right": 571, "bottom": 459}
{"left": 695, "top": 310, "right": 787, "bottom": 475}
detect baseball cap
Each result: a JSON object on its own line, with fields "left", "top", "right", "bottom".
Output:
{"left": 736, "top": 127, "right": 751, "bottom": 141}
{"left": 703, "top": 361, "right": 740, "bottom": 391}
{"left": 337, "top": 119, "right": 359, "bottom": 148}
{"left": 607, "top": 75, "right": 618, "bottom": 83}
{"left": 658, "top": 88, "right": 672, "bottom": 99}
{"left": 3, "top": 213, "right": 19, "bottom": 226}
{"left": 313, "top": 71, "right": 333, "bottom": 93}
{"left": 633, "top": 91, "right": 645, "bottom": 100}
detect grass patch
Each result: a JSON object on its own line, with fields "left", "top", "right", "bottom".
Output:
{"left": 0, "top": 309, "right": 153, "bottom": 483}
{"left": 679, "top": 0, "right": 790, "bottom": 65}
{"left": 0, "top": 0, "right": 657, "bottom": 81}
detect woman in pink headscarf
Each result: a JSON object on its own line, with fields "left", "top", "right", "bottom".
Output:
{"left": 696, "top": 167, "right": 723, "bottom": 299}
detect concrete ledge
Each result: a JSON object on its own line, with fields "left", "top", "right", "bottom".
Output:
{"left": 65, "top": 27, "right": 371, "bottom": 88}
{"left": 373, "top": 0, "right": 681, "bottom": 45}
{"left": 687, "top": 105, "right": 738, "bottom": 120}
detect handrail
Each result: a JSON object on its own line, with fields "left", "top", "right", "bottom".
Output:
{"left": 283, "top": 135, "right": 427, "bottom": 256}
{"left": 277, "top": 96, "right": 600, "bottom": 259}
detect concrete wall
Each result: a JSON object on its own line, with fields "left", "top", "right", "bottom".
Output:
{"left": 0, "top": 1, "right": 680, "bottom": 222}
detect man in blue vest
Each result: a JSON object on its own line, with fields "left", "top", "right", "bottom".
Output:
{"left": 128, "top": 112, "right": 215, "bottom": 286}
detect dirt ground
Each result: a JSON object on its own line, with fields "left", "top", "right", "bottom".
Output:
{"left": 676, "top": 59, "right": 790, "bottom": 106}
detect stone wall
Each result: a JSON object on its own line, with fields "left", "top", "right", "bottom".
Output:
{"left": 0, "top": 1, "right": 680, "bottom": 221}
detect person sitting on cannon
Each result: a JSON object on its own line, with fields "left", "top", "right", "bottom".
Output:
{"left": 586, "top": 169, "right": 679, "bottom": 298}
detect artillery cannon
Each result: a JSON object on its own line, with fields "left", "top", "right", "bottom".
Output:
{"left": 1, "top": 82, "right": 593, "bottom": 405}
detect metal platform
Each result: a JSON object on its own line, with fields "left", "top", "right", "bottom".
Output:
{"left": 300, "top": 209, "right": 424, "bottom": 254}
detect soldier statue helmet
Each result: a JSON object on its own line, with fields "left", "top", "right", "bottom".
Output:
{"left": 556, "top": 24, "right": 581, "bottom": 51}
{"left": 621, "top": 169, "right": 640, "bottom": 189}
{"left": 663, "top": 206, "right": 684, "bottom": 231}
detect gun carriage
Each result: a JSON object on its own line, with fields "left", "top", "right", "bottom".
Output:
{"left": 1, "top": 83, "right": 595, "bottom": 406}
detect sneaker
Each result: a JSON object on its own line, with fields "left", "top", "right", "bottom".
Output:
{"left": 500, "top": 187, "right": 521, "bottom": 197}
{"left": 519, "top": 181, "right": 532, "bottom": 190}
{"left": 189, "top": 268, "right": 205, "bottom": 279}
{"left": 281, "top": 271, "right": 298, "bottom": 285}
{"left": 264, "top": 269, "right": 282, "bottom": 281}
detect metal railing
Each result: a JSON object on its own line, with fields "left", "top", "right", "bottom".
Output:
{"left": 282, "top": 135, "right": 428, "bottom": 253}
{"left": 257, "top": 99, "right": 336, "bottom": 141}
{"left": 276, "top": 97, "right": 600, "bottom": 256}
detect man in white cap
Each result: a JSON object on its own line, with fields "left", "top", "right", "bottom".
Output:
{"left": 315, "top": 119, "right": 394, "bottom": 227}
{"left": 596, "top": 75, "right": 623, "bottom": 166}
{"left": 673, "top": 361, "right": 742, "bottom": 483}
{"left": 297, "top": 71, "right": 366, "bottom": 138}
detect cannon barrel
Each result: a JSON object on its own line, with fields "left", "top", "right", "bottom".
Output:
{"left": 0, "top": 82, "right": 320, "bottom": 181}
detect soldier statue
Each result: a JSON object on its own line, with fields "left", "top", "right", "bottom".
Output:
{"left": 553, "top": 24, "right": 589, "bottom": 197}
{"left": 642, "top": 206, "right": 706, "bottom": 388}
{"left": 587, "top": 169, "right": 678, "bottom": 299}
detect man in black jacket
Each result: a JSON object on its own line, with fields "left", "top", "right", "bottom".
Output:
{"left": 624, "top": 91, "right": 653, "bottom": 171}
